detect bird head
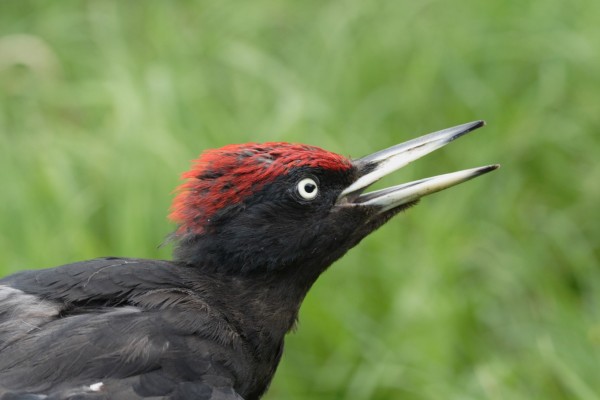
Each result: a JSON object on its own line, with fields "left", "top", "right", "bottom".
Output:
{"left": 170, "top": 121, "right": 498, "bottom": 277}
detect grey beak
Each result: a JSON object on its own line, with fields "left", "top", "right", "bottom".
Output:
{"left": 337, "top": 121, "right": 499, "bottom": 212}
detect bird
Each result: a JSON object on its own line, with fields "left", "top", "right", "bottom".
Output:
{"left": 0, "top": 121, "right": 498, "bottom": 400}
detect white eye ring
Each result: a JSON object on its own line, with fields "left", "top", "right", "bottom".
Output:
{"left": 297, "top": 177, "right": 319, "bottom": 200}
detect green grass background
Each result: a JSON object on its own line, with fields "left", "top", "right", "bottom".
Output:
{"left": 1, "top": 1, "right": 599, "bottom": 399}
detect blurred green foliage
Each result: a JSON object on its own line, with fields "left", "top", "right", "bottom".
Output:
{"left": 1, "top": 1, "right": 599, "bottom": 399}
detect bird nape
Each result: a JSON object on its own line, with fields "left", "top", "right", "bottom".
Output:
{"left": 0, "top": 121, "right": 498, "bottom": 400}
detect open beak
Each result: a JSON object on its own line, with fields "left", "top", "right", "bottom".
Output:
{"left": 337, "top": 121, "right": 499, "bottom": 213}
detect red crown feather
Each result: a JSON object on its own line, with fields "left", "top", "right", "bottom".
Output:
{"left": 170, "top": 142, "right": 352, "bottom": 234}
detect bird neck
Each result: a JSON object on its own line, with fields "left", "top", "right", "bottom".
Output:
{"left": 175, "top": 229, "right": 360, "bottom": 342}
{"left": 226, "top": 266, "right": 322, "bottom": 337}
{"left": 183, "top": 256, "right": 330, "bottom": 348}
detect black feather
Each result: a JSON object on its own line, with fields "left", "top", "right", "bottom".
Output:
{"left": 0, "top": 161, "right": 407, "bottom": 399}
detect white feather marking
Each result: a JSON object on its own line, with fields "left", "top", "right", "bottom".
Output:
{"left": 89, "top": 382, "right": 104, "bottom": 391}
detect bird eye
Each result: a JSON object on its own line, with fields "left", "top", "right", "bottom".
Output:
{"left": 297, "top": 178, "right": 319, "bottom": 200}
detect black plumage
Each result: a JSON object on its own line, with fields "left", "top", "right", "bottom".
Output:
{"left": 0, "top": 122, "right": 498, "bottom": 399}
{"left": 1, "top": 258, "right": 280, "bottom": 399}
